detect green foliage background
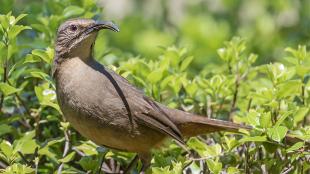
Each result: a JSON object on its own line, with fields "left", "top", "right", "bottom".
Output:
{"left": 0, "top": 0, "right": 310, "bottom": 173}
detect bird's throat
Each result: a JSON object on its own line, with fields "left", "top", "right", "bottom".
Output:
{"left": 52, "top": 46, "right": 93, "bottom": 78}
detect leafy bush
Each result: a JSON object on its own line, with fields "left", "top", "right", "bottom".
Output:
{"left": 0, "top": 0, "right": 310, "bottom": 173}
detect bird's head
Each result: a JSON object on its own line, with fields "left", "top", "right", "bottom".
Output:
{"left": 55, "top": 18, "right": 119, "bottom": 61}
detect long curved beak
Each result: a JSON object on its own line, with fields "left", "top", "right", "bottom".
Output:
{"left": 94, "top": 21, "right": 120, "bottom": 32}
{"left": 85, "top": 21, "right": 120, "bottom": 35}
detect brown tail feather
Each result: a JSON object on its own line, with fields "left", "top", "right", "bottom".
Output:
{"left": 159, "top": 104, "right": 249, "bottom": 137}
{"left": 177, "top": 115, "right": 250, "bottom": 137}
{"left": 161, "top": 105, "right": 308, "bottom": 146}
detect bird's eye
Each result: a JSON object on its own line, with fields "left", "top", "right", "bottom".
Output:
{"left": 70, "top": 25, "right": 77, "bottom": 32}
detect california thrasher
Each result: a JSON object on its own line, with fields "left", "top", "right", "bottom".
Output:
{"left": 52, "top": 19, "right": 302, "bottom": 173}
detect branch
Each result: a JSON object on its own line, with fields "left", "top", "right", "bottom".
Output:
{"left": 57, "top": 129, "right": 70, "bottom": 174}
{"left": 280, "top": 165, "right": 294, "bottom": 174}
{"left": 0, "top": 58, "right": 8, "bottom": 111}
{"left": 229, "top": 75, "right": 240, "bottom": 120}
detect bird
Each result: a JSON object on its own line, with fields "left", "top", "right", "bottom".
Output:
{"left": 52, "top": 18, "right": 302, "bottom": 173}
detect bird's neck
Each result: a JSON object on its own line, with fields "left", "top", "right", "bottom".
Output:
{"left": 52, "top": 47, "right": 94, "bottom": 78}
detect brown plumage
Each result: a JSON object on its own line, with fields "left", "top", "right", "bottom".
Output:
{"left": 54, "top": 18, "right": 295, "bottom": 173}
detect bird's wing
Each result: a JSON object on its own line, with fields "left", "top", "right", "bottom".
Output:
{"left": 105, "top": 68, "right": 185, "bottom": 144}
{"left": 133, "top": 96, "right": 185, "bottom": 144}
{"left": 92, "top": 62, "right": 185, "bottom": 144}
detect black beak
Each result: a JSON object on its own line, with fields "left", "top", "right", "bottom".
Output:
{"left": 93, "top": 21, "right": 120, "bottom": 32}
{"left": 84, "top": 21, "right": 120, "bottom": 35}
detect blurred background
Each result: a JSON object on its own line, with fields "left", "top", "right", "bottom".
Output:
{"left": 1, "top": 1, "right": 310, "bottom": 173}
{"left": 2, "top": 0, "right": 310, "bottom": 70}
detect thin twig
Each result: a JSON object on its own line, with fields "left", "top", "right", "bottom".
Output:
{"left": 0, "top": 160, "right": 8, "bottom": 169}
{"left": 244, "top": 143, "right": 250, "bottom": 174}
{"left": 301, "top": 80, "right": 307, "bottom": 126}
{"left": 7, "top": 80, "right": 32, "bottom": 129}
{"left": 72, "top": 146, "right": 85, "bottom": 157}
{"left": 280, "top": 165, "right": 294, "bottom": 174}
{"left": 247, "top": 98, "right": 252, "bottom": 112}
{"left": 18, "top": 151, "right": 31, "bottom": 166}
{"left": 206, "top": 96, "right": 212, "bottom": 118}
{"left": 229, "top": 75, "right": 240, "bottom": 120}
{"left": 57, "top": 129, "right": 70, "bottom": 174}
{"left": 0, "top": 33, "right": 9, "bottom": 112}
{"left": 0, "top": 56, "right": 8, "bottom": 111}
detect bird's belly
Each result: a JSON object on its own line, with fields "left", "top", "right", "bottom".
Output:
{"left": 62, "top": 105, "right": 166, "bottom": 154}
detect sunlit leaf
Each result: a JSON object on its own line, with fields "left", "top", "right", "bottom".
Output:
{"left": 78, "top": 156, "right": 97, "bottom": 171}
{"left": 286, "top": 142, "right": 304, "bottom": 153}
{"left": 8, "top": 25, "right": 31, "bottom": 39}
{"left": 0, "top": 83, "right": 21, "bottom": 96}
{"left": 239, "top": 136, "right": 267, "bottom": 143}
{"left": 63, "top": 6, "right": 85, "bottom": 18}
{"left": 206, "top": 159, "right": 222, "bottom": 174}
{"left": 180, "top": 56, "right": 194, "bottom": 71}
{"left": 0, "top": 140, "right": 13, "bottom": 159}
{"left": 267, "top": 126, "right": 288, "bottom": 142}
{"left": 147, "top": 70, "right": 163, "bottom": 84}
{"left": 59, "top": 152, "right": 76, "bottom": 163}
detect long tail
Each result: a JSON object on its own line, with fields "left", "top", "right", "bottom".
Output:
{"left": 160, "top": 104, "right": 308, "bottom": 146}
{"left": 160, "top": 105, "right": 249, "bottom": 137}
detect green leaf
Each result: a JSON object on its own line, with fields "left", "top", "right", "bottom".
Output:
{"left": 23, "top": 54, "right": 41, "bottom": 64}
{"left": 294, "top": 107, "right": 309, "bottom": 124}
{"left": 31, "top": 49, "right": 52, "bottom": 64}
{"left": 29, "top": 71, "right": 50, "bottom": 80}
{"left": 16, "top": 139, "right": 37, "bottom": 154}
{"left": 275, "top": 111, "right": 293, "bottom": 127}
{"left": 180, "top": 56, "right": 194, "bottom": 71}
{"left": 206, "top": 159, "right": 222, "bottom": 174}
{"left": 7, "top": 44, "right": 13, "bottom": 60}
{"left": 0, "top": 82, "right": 21, "bottom": 96}
{"left": 246, "top": 110, "right": 260, "bottom": 126}
{"left": 152, "top": 166, "right": 171, "bottom": 174}
{"left": 187, "top": 138, "right": 221, "bottom": 157}
{"left": 63, "top": 6, "right": 85, "bottom": 18}
{"left": 147, "top": 70, "right": 163, "bottom": 84}
{"left": 8, "top": 25, "right": 31, "bottom": 39}
{"left": 286, "top": 142, "right": 304, "bottom": 152}
{"left": 59, "top": 151, "right": 76, "bottom": 163}
{"left": 277, "top": 80, "right": 301, "bottom": 98}
{"left": 267, "top": 126, "right": 288, "bottom": 142}
{"left": 164, "top": 48, "right": 180, "bottom": 67}
{"left": 14, "top": 131, "right": 38, "bottom": 154}
{"left": 260, "top": 112, "right": 272, "bottom": 128}
{"left": 34, "top": 85, "right": 61, "bottom": 113}
{"left": 239, "top": 136, "right": 267, "bottom": 143}
{"left": 296, "top": 65, "right": 309, "bottom": 77}
{"left": 204, "top": 144, "right": 222, "bottom": 157}
{"left": 160, "top": 75, "right": 174, "bottom": 89}
{"left": 78, "top": 156, "right": 97, "bottom": 171}
{"left": 75, "top": 141, "right": 98, "bottom": 156}
{"left": 12, "top": 14, "right": 27, "bottom": 26}
{"left": 0, "top": 124, "right": 12, "bottom": 136}
{"left": 38, "top": 138, "right": 64, "bottom": 161}
{"left": 227, "top": 167, "right": 240, "bottom": 174}
{"left": 0, "top": 140, "right": 13, "bottom": 159}
{"left": 184, "top": 82, "right": 198, "bottom": 96}
{"left": 0, "top": 14, "right": 10, "bottom": 29}
{"left": 0, "top": 163, "right": 34, "bottom": 174}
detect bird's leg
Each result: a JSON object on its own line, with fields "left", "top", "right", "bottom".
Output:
{"left": 139, "top": 154, "right": 151, "bottom": 174}
{"left": 123, "top": 154, "right": 139, "bottom": 174}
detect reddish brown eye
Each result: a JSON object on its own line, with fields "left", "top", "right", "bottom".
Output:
{"left": 70, "top": 25, "right": 77, "bottom": 31}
